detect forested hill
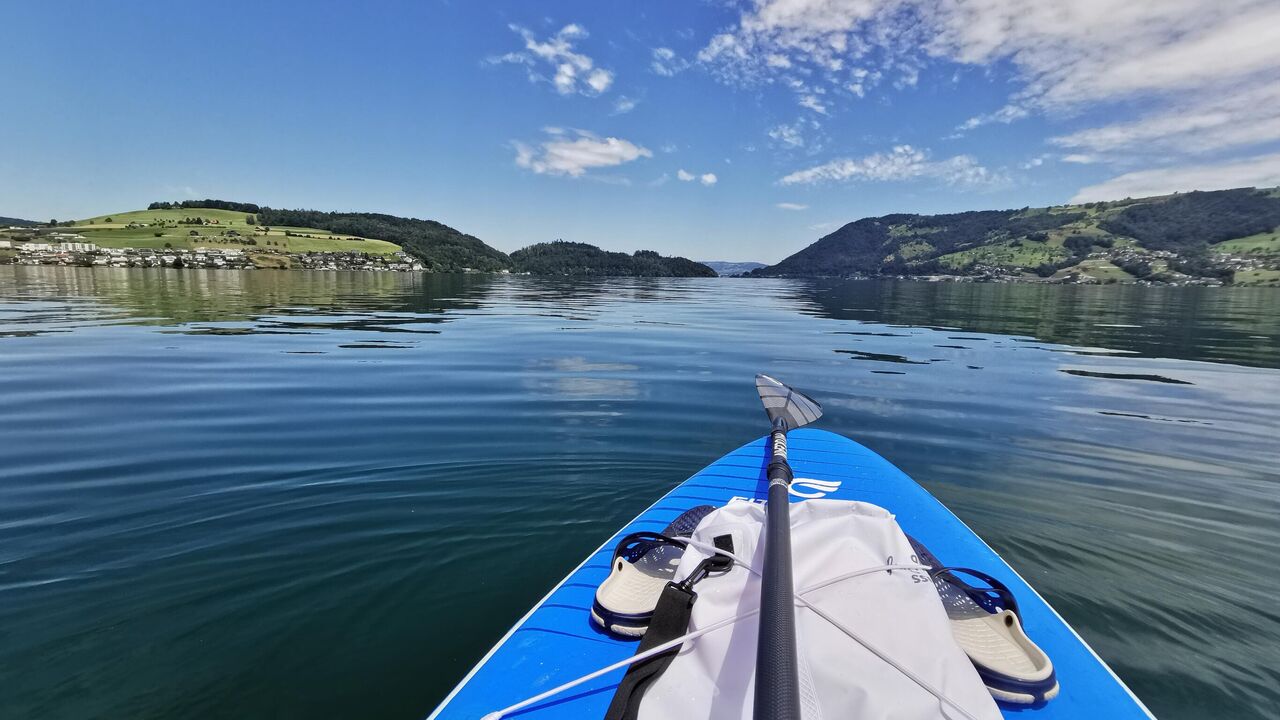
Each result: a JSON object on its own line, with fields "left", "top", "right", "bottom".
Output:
{"left": 253, "top": 208, "right": 510, "bottom": 272}
{"left": 1, "top": 216, "right": 39, "bottom": 227}
{"left": 751, "top": 187, "right": 1280, "bottom": 284}
{"left": 511, "top": 241, "right": 716, "bottom": 277}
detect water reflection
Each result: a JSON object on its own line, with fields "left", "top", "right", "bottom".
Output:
{"left": 835, "top": 349, "right": 930, "bottom": 364}
{"left": 0, "top": 265, "right": 494, "bottom": 326}
{"left": 1060, "top": 369, "right": 1194, "bottom": 384}
{"left": 3, "top": 270, "right": 1277, "bottom": 369}
{"left": 785, "top": 279, "right": 1280, "bottom": 369}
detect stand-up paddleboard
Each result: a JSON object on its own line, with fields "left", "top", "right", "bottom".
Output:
{"left": 428, "top": 429, "right": 1154, "bottom": 719}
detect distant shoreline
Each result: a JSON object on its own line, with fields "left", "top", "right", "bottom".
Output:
{"left": 7, "top": 261, "right": 1280, "bottom": 288}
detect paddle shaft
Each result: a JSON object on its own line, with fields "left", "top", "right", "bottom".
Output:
{"left": 754, "top": 423, "right": 801, "bottom": 720}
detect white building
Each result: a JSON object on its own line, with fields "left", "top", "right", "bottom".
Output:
{"left": 56, "top": 242, "right": 97, "bottom": 252}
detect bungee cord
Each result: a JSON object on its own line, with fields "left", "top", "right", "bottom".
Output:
{"left": 481, "top": 535, "right": 988, "bottom": 720}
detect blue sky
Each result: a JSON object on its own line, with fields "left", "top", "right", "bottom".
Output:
{"left": 3, "top": 0, "right": 1279, "bottom": 262}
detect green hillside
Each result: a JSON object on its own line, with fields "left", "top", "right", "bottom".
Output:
{"left": 70, "top": 208, "right": 402, "bottom": 255}
{"left": 753, "top": 187, "right": 1280, "bottom": 285}
{"left": 58, "top": 200, "right": 514, "bottom": 271}
{"left": 1214, "top": 228, "right": 1280, "bottom": 255}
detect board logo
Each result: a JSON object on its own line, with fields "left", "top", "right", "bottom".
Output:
{"left": 788, "top": 477, "right": 842, "bottom": 499}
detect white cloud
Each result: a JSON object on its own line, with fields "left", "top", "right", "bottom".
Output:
{"left": 698, "top": 1, "right": 1280, "bottom": 166}
{"left": 776, "top": 202, "right": 809, "bottom": 210}
{"left": 1050, "top": 83, "right": 1280, "bottom": 158}
{"left": 697, "top": 2, "right": 917, "bottom": 99}
{"left": 585, "top": 69, "right": 613, "bottom": 93}
{"left": 612, "top": 96, "right": 639, "bottom": 114}
{"left": 1070, "top": 152, "right": 1280, "bottom": 203}
{"left": 797, "top": 94, "right": 828, "bottom": 114}
{"left": 1061, "top": 154, "right": 1098, "bottom": 165}
{"left": 957, "top": 104, "right": 1029, "bottom": 132}
{"left": 768, "top": 122, "right": 805, "bottom": 148}
{"left": 648, "top": 173, "right": 671, "bottom": 187}
{"left": 703, "top": 0, "right": 1280, "bottom": 107}
{"left": 810, "top": 221, "right": 839, "bottom": 232}
{"left": 676, "top": 169, "right": 718, "bottom": 186}
{"left": 780, "top": 144, "right": 1005, "bottom": 188}
{"left": 767, "top": 117, "right": 825, "bottom": 152}
{"left": 766, "top": 53, "right": 792, "bottom": 69}
{"left": 490, "top": 24, "right": 613, "bottom": 97}
{"left": 651, "top": 47, "right": 690, "bottom": 77}
{"left": 513, "top": 129, "right": 652, "bottom": 177}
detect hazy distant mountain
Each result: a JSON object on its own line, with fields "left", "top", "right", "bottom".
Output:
{"left": 750, "top": 187, "right": 1280, "bottom": 284}
{"left": 511, "top": 241, "right": 716, "bottom": 277}
{"left": 699, "top": 261, "right": 767, "bottom": 276}
{"left": 0, "top": 216, "right": 38, "bottom": 227}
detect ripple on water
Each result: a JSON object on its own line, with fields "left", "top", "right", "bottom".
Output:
{"left": 0, "top": 269, "right": 1278, "bottom": 720}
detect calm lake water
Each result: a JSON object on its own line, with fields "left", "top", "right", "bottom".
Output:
{"left": 1, "top": 266, "right": 1277, "bottom": 720}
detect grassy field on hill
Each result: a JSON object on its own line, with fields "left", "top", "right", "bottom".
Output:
{"left": 71, "top": 208, "right": 402, "bottom": 255}
{"left": 1054, "top": 258, "right": 1134, "bottom": 282}
{"left": 1232, "top": 268, "right": 1280, "bottom": 286}
{"left": 936, "top": 237, "right": 1069, "bottom": 270}
{"left": 1213, "top": 229, "right": 1280, "bottom": 255}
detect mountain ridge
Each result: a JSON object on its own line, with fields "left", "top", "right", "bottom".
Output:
{"left": 750, "top": 187, "right": 1280, "bottom": 285}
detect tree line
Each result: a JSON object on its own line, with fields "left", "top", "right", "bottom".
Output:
{"left": 149, "top": 200, "right": 263, "bottom": 213}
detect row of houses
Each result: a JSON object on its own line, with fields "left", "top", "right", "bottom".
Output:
{"left": 6, "top": 240, "right": 99, "bottom": 252}
{"left": 6, "top": 241, "right": 427, "bottom": 273}
{"left": 293, "top": 251, "right": 425, "bottom": 272}
{"left": 11, "top": 245, "right": 256, "bottom": 269}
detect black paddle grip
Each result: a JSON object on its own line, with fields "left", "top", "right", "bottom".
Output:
{"left": 754, "top": 480, "right": 801, "bottom": 720}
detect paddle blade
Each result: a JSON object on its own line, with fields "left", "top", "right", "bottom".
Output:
{"left": 755, "top": 374, "right": 823, "bottom": 430}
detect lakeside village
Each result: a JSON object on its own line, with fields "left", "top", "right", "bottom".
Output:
{"left": 1, "top": 228, "right": 426, "bottom": 272}
{"left": 851, "top": 246, "right": 1273, "bottom": 287}
{"left": 943, "top": 247, "right": 1236, "bottom": 286}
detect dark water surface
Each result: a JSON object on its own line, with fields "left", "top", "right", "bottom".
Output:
{"left": 1, "top": 266, "right": 1277, "bottom": 720}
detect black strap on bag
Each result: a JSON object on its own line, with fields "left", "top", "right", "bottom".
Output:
{"left": 604, "top": 534, "right": 735, "bottom": 720}
{"left": 603, "top": 582, "right": 696, "bottom": 720}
